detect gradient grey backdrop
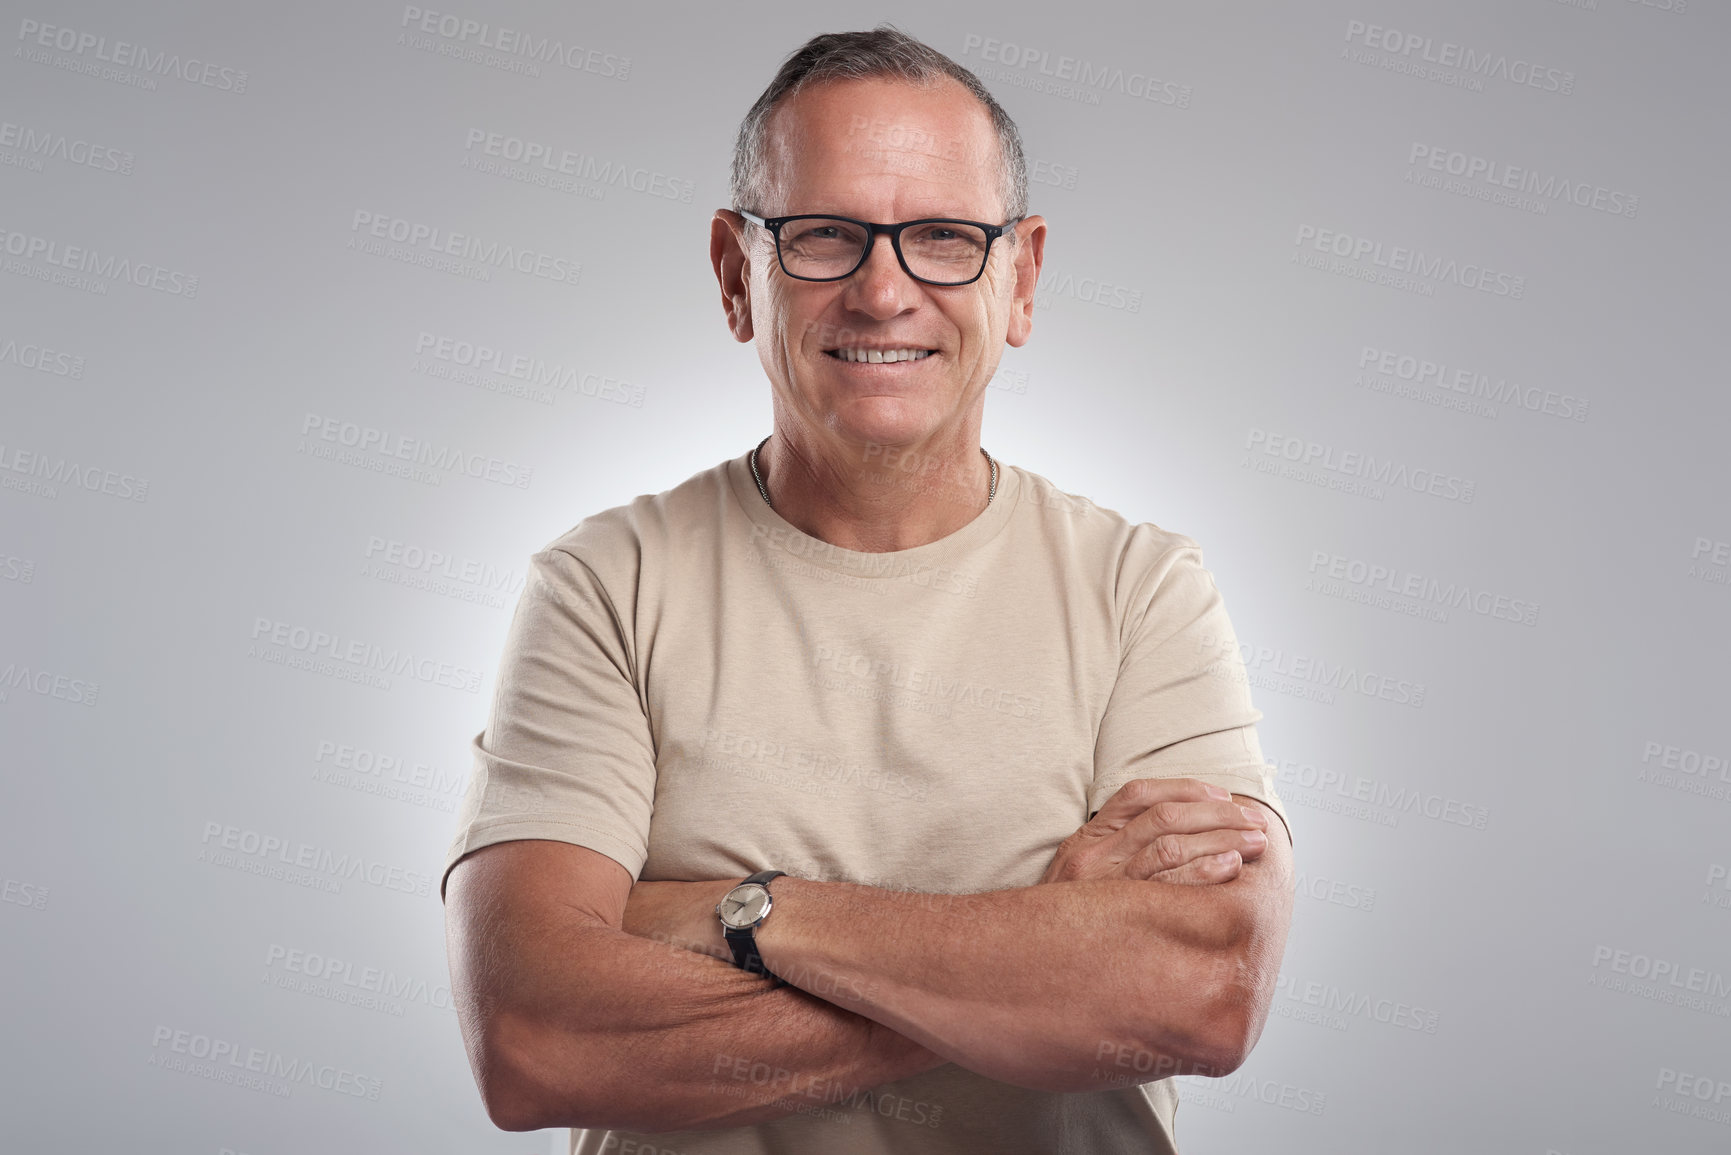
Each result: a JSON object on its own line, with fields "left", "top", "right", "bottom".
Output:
{"left": 4, "top": 1, "right": 1728, "bottom": 1152}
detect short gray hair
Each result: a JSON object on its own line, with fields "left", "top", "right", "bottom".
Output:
{"left": 730, "top": 26, "right": 1028, "bottom": 224}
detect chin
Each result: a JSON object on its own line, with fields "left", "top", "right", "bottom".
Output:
{"left": 827, "top": 403, "right": 942, "bottom": 448}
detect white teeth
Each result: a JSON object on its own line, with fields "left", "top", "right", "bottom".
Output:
{"left": 833, "top": 348, "right": 932, "bottom": 363}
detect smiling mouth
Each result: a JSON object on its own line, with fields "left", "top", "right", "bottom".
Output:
{"left": 824, "top": 347, "right": 937, "bottom": 363}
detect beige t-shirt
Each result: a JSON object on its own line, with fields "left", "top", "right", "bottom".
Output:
{"left": 443, "top": 450, "right": 1290, "bottom": 1154}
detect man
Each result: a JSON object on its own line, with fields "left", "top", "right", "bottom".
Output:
{"left": 442, "top": 26, "right": 1292, "bottom": 1154}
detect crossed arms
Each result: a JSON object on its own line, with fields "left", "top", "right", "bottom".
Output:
{"left": 444, "top": 777, "right": 1294, "bottom": 1133}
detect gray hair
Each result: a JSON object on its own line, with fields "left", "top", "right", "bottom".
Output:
{"left": 730, "top": 26, "right": 1028, "bottom": 225}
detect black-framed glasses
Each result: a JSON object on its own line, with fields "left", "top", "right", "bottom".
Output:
{"left": 738, "top": 209, "right": 1020, "bottom": 287}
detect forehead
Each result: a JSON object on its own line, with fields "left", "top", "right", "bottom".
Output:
{"left": 759, "top": 75, "right": 1002, "bottom": 217}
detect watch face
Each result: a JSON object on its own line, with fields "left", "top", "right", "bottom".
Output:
{"left": 719, "top": 883, "right": 771, "bottom": 929}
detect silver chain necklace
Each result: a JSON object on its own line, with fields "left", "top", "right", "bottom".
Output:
{"left": 750, "top": 435, "right": 997, "bottom": 510}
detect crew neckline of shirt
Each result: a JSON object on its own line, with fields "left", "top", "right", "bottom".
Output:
{"left": 724, "top": 446, "right": 1021, "bottom": 578}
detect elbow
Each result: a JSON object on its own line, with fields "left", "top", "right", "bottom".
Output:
{"left": 1182, "top": 1005, "right": 1257, "bottom": 1079}
{"left": 472, "top": 1028, "right": 563, "bottom": 1132}
{"left": 1185, "top": 951, "right": 1282, "bottom": 1078}
{"left": 1118, "top": 992, "right": 1259, "bottom": 1083}
{"left": 468, "top": 1013, "right": 607, "bottom": 1133}
{"left": 480, "top": 1081, "right": 549, "bottom": 1133}
{"left": 1131, "top": 944, "right": 1281, "bottom": 1081}
{"left": 471, "top": 1019, "right": 700, "bottom": 1134}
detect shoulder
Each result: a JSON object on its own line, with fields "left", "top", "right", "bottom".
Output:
{"left": 1008, "top": 464, "right": 1209, "bottom": 595}
{"left": 535, "top": 456, "right": 733, "bottom": 587}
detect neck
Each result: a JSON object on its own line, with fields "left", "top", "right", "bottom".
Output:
{"left": 754, "top": 429, "right": 994, "bottom": 553}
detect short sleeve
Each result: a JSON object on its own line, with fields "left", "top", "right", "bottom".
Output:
{"left": 1090, "top": 540, "right": 1292, "bottom": 844}
{"left": 439, "top": 546, "right": 658, "bottom": 899}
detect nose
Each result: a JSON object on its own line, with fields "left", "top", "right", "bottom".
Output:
{"left": 841, "top": 230, "right": 920, "bottom": 320}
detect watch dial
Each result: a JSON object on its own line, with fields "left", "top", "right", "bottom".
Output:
{"left": 739, "top": 889, "right": 770, "bottom": 921}
{"left": 721, "top": 884, "right": 770, "bottom": 928}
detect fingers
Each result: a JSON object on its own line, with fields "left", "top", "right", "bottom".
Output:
{"left": 1089, "top": 777, "right": 1236, "bottom": 831}
{"left": 1049, "top": 777, "right": 1274, "bottom": 886}
{"left": 1121, "top": 798, "right": 1268, "bottom": 847}
{"left": 1149, "top": 850, "right": 1243, "bottom": 886}
{"left": 1123, "top": 827, "right": 1266, "bottom": 881}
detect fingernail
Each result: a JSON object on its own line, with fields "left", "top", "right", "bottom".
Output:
{"left": 1206, "top": 785, "right": 1232, "bottom": 800}
{"left": 1239, "top": 806, "right": 1267, "bottom": 825}
{"left": 1243, "top": 829, "right": 1266, "bottom": 844}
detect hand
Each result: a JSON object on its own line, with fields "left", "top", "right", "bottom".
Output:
{"left": 1040, "top": 777, "right": 1270, "bottom": 886}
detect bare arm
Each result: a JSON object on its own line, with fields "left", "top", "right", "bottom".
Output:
{"left": 633, "top": 781, "right": 1293, "bottom": 1094}
{"left": 746, "top": 794, "right": 1290, "bottom": 1092}
{"left": 444, "top": 839, "right": 947, "bottom": 1134}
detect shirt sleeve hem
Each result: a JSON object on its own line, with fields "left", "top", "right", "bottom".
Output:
{"left": 440, "top": 818, "right": 648, "bottom": 902}
{"left": 1089, "top": 764, "right": 1293, "bottom": 847}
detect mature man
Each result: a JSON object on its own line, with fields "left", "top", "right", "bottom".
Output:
{"left": 443, "top": 27, "right": 1292, "bottom": 1154}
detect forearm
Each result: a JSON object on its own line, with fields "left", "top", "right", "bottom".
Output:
{"left": 450, "top": 862, "right": 948, "bottom": 1135}
{"left": 753, "top": 853, "right": 1290, "bottom": 1093}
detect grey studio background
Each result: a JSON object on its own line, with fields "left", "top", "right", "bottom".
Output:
{"left": 2, "top": 0, "right": 1727, "bottom": 1152}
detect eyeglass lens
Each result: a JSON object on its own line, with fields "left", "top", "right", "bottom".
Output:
{"left": 778, "top": 218, "right": 992, "bottom": 284}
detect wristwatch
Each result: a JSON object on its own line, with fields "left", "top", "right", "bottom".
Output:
{"left": 715, "top": 869, "right": 786, "bottom": 985}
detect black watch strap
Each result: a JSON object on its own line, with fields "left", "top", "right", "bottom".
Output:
{"left": 724, "top": 870, "right": 786, "bottom": 985}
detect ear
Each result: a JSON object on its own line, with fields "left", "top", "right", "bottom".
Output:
{"left": 1004, "top": 215, "right": 1046, "bottom": 349}
{"left": 711, "top": 210, "right": 754, "bottom": 343}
